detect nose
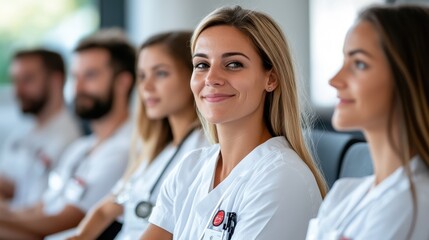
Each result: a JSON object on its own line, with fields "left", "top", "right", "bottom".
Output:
{"left": 205, "top": 66, "right": 225, "bottom": 87}
{"left": 140, "top": 75, "right": 155, "bottom": 92}
{"left": 329, "top": 66, "right": 346, "bottom": 90}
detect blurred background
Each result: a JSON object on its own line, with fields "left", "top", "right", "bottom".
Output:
{"left": 1, "top": 0, "right": 428, "bottom": 148}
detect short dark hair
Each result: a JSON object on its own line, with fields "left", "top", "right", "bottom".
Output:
{"left": 13, "top": 48, "right": 66, "bottom": 81}
{"left": 74, "top": 28, "right": 136, "bottom": 99}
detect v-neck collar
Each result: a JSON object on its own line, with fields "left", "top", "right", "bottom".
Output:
{"left": 194, "top": 136, "right": 288, "bottom": 214}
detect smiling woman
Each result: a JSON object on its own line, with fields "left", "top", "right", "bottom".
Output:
{"left": 142, "top": 5, "right": 327, "bottom": 240}
{"left": 306, "top": 4, "right": 429, "bottom": 240}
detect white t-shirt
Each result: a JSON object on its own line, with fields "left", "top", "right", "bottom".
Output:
{"left": 306, "top": 156, "right": 429, "bottom": 240}
{"left": 150, "top": 136, "right": 322, "bottom": 240}
{"left": 42, "top": 120, "right": 131, "bottom": 215}
{"left": 0, "top": 108, "right": 81, "bottom": 209}
{"left": 114, "top": 128, "right": 209, "bottom": 240}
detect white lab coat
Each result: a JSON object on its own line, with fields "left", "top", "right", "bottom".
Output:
{"left": 150, "top": 136, "right": 322, "bottom": 240}
{"left": 0, "top": 108, "right": 81, "bottom": 209}
{"left": 306, "top": 156, "right": 429, "bottom": 240}
{"left": 114, "top": 129, "right": 208, "bottom": 240}
{"left": 42, "top": 120, "right": 131, "bottom": 216}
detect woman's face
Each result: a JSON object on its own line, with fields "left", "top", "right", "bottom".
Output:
{"left": 330, "top": 21, "right": 395, "bottom": 132}
{"left": 137, "top": 44, "right": 193, "bottom": 119}
{"left": 191, "top": 25, "right": 274, "bottom": 125}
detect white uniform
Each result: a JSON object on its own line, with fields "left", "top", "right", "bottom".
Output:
{"left": 150, "top": 136, "right": 322, "bottom": 240}
{"left": 42, "top": 120, "right": 131, "bottom": 216}
{"left": 306, "top": 156, "right": 429, "bottom": 240}
{"left": 0, "top": 108, "right": 81, "bottom": 209}
{"left": 114, "top": 128, "right": 208, "bottom": 240}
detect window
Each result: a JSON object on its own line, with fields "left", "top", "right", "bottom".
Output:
{"left": 310, "top": 0, "right": 383, "bottom": 108}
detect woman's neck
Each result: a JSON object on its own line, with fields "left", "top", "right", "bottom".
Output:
{"left": 364, "top": 126, "right": 403, "bottom": 185}
{"left": 168, "top": 105, "right": 197, "bottom": 146}
{"left": 213, "top": 116, "right": 271, "bottom": 188}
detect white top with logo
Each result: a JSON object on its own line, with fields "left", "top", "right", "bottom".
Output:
{"left": 0, "top": 108, "right": 81, "bottom": 209}
{"left": 42, "top": 120, "right": 131, "bottom": 215}
{"left": 150, "top": 136, "right": 322, "bottom": 240}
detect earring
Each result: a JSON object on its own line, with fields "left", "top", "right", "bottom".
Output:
{"left": 267, "top": 87, "right": 272, "bottom": 92}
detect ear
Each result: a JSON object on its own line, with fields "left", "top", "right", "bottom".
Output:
{"left": 114, "top": 71, "right": 133, "bottom": 97}
{"left": 49, "top": 71, "right": 65, "bottom": 90}
{"left": 265, "top": 70, "right": 278, "bottom": 92}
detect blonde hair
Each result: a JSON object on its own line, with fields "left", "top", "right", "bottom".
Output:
{"left": 191, "top": 6, "right": 327, "bottom": 197}
{"left": 358, "top": 5, "right": 429, "bottom": 238}
{"left": 122, "top": 31, "right": 197, "bottom": 180}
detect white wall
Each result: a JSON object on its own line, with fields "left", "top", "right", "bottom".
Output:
{"left": 126, "top": 0, "right": 310, "bottom": 91}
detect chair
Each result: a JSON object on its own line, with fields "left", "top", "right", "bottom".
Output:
{"left": 339, "top": 142, "right": 373, "bottom": 178}
{"left": 310, "top": 130, "right": 361, "bottom": 188}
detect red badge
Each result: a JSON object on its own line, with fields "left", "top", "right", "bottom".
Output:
{"left": 212, "top": 210, "right": 225, "bottom": 226}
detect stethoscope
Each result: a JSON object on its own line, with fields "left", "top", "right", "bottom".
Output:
{"left": 134, "top": 127, "right": 196, "bottom": 219}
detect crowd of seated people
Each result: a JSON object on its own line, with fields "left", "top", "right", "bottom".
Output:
{"left": 0, "top": 3, "right": 428, "bottom": 240}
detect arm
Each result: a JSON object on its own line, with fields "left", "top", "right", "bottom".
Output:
{"left": 140, "top": 224, "right": 173, "bottom": 240}
{"left": 68, "top": 195, "right": 123, "bottom": 240}
{"left": 0, "top": 203, "right": 84, "bottom": 238}
{"left": 0, "top": 224, "right": 41, "bottom": 240}
{"left": 0, "top": 176, "right": 15, "bottom": 200}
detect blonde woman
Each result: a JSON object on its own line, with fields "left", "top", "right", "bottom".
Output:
{"left": 306, "top": 5, "right": 429, "bottom": 240}
{"left": 67, "top": 31, "right": 208, "bottom": 240}
{"left": 142, "top": 6, "right": 327, "bottom": 240}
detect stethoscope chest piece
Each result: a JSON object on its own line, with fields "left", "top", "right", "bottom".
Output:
{"left": 135, "top": 201, "right": 153, "bottom": 219}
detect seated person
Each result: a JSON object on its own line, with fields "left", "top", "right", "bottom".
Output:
{"left": 0, "top": 29, "right": 136, "bottom": 239}
{"left": 0, "top": 49, "right": 82, "bottom": 209}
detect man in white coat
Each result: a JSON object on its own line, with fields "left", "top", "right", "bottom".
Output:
{"left": 0, "top": 29, "right": 136, "bottom": 239}
{"left": 0, "top": 49, "right": 82, "bottom": 209}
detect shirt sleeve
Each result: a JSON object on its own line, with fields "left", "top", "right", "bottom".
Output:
{"left": 231, "top": 158, "right": 322, "bottom": 240}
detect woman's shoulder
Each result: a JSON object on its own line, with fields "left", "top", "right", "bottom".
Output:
{"left": 171, "top": 144, "right": 219, "bottom": 179}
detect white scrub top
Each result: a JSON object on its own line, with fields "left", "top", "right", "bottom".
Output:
{"left": 42, "top": 120, "right": 131, "bottom": 215}
{"left": 150, "top": 136, "right": 322, "bottom": 240}
{"left": 306, "top": 156, "right": 429, "bottom": 240}
{"left": 114, "top": 129, "right": 208, "bottom": 240}
{"left": 0, "top": 108, "right": 81, "bottom": 209}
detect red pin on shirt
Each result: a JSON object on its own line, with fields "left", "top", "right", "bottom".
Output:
{"left": 213, "top": 210, "right": 225, "bottom": 226}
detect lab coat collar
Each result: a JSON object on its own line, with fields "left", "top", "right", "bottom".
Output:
{"left": 194, "top": 137, "right": 289, "bottom": 221}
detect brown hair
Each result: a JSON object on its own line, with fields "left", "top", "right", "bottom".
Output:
{"left": 358, "top": 4, "right": 429, "bottom": 238}
{"left": 13, "top": 48, "right": 65, "bottom": 84}
{"left": 74, "top": 28, "right": 136, "bottom": 100}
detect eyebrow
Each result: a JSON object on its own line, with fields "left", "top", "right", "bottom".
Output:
{"left": 151, "top": 63, "right": 170, "bottom": 70}
{"left": 348, "top": 49, "right": 374, "bottom": 59}
{"left": 193, "top": 52, "right": 250, "bottom": 60}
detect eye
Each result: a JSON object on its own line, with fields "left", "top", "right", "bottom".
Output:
{"left": 155, "top": 70, "right": 169, "bottom": 78}
{"left": 137, "top": 74, "right": 145, "bottom": 83}
{"left": 194, "top": 62, "right": 209, "bottom": 70}
{"left": 354, "top": 60, "right": 368, "bottom": 70}
{"left": 226, "top": 61, "right": 243, "bottom": 70}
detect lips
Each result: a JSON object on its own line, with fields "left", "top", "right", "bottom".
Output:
{"left": 144, "top": 97, "right": 160, "bottom": 107}
{"left": 337, "top": 96, "right": 355, "bottom": 106}
{"left": 202, "top": 93, "right": 235, "bottom": 103}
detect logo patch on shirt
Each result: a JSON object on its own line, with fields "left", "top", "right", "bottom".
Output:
{"left": 212, "top": 210, "right": 225, "bottom": 226}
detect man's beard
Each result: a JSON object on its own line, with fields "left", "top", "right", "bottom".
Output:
{"left": 17, "top": 91, "right": 48, "bottom": 115}
{"left": 74, "top": 85, "right": 114, "bottom": 120}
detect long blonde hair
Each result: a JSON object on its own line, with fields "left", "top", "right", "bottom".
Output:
{"left": 124, "top": 31, "right": 197, "bottom": 180}
{"left": 191, "top": 6, "right": 327, "bottom": 197}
